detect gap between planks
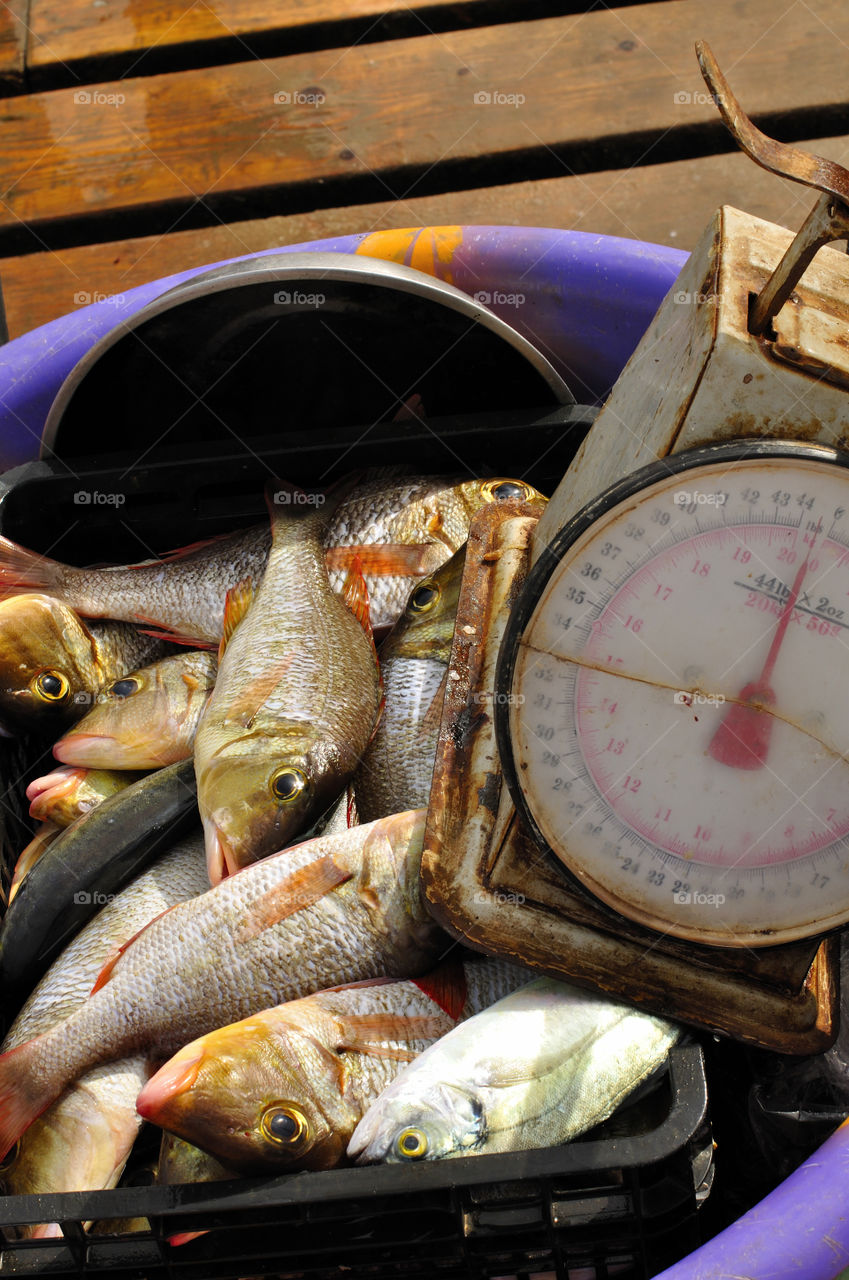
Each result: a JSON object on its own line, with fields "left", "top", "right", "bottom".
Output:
{"left": 3, "top": 135, "right": 847, "bottom": 341}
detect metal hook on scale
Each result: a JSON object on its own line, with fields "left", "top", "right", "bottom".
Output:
{"left": 696, "top": 38, "right": 849, "bottom": 336}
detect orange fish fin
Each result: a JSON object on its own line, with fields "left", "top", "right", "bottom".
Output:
{"left": 223, "top": 654, "right": 294, "bottom": 728}
{"left": 218, "top": 578, "right": 254, "bottom": 661}
{"left": 132, "top": 614, "right": 216, "bottom": 649}
{"left": 169, "top": 1230, "right": 210, "bottom": 1247}
{"left": 0, "top": 537, "right": 65, "bottom": 599}
{"left": 336, "top": 1013, "right": 449, "bottom": 1058}
{"left": 326, "top": 544, "right": 439, "bottom": 578}
{"left": 342, "top": 553, "right": 376, "bottom": 641}
{"left": 0, "top": 1034, "right": 60, "bottom": 1159}
{"left": 391, "top": 393, "right": 425, "bottom": 423}
{"left": 90, "top": 907, "right": 175, "bottom": 994}
{"left": 156, "top": 531, "right": 241, "bottom": 563}
{"left": 235, "top": 855, "right": 353, "bottom": 943}
{"left": 411, "top": 954, "right": 468, "bottom": 1021}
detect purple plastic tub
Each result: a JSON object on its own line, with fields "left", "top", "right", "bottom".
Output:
{"left": 1, "top": 223, "right": 846, "bottom": 1278}
{"left": 0, "top": 226, "right": 685, "bottom": 469}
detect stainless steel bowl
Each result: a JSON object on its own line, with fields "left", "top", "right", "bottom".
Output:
{"left": 42, "top": 251, "right": 573, "bottom": 462}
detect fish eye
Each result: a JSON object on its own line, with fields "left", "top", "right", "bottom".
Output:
{"left": 109, "top": 677, "right": 140, "bottom": 699}
{"left": 31, "top": 669, "right": 71, "bottom": 703}
{"left": 269, "top": 766, "right": 308, "bottom": 804}
{"left": 260, "top": 1103, "right": 311, "bottom": 1149}
{"left": 408, "top": 581, "right": 440, "bottom": 613}
{"left": 394, "top": 1127, "right": 429, "bottom": 1160}
{"left": 482, "top": 478, "right": 534, "bottom": 503}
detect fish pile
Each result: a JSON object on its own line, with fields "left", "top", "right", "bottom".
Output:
{"left": 0, "top": 469, "right": 683, "bottom": 1245}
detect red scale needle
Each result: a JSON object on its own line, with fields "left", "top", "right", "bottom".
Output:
{"left": 708, "top": 545, "right": 814, "bottom": 770}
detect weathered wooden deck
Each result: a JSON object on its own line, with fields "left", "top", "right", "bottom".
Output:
{"left": 0, "top": 0, "right": 847, "bottom": 340}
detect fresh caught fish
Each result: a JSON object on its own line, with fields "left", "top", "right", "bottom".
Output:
{"left": 157, "top": 1131, "right": 235, "bottom": 1185}
{"left": 0, "top": 833, "right": 207, "bottom": 1221}
{"left": 136, "top": 955, "right": 530, "bottom": 1173}
{"left": 0, "top": 594, "right": 170, "bottom": 734}
{"left": 356, "top": 547, "right": 464, "bottom": 822}
{"left": 0, "top": 759, "right": 198, "bottom": 1010}
{"left": 0, "top": 477, "right": 542, "bottom": 644}
{"left": 348, "top": 978, "right": 682, "bottom": 1164}
{"left": 27, "top": 766, "right": 143, "bottom": 827}
{"left": 0, "top": 810, "right": 446, "bottom": 1158}
{"left": 11, "top": 767, "right": 144, "bottom": 902}
{"left": 194, "top": 489, "right": 380, "bottom": 884}
{"left": 54, "top": 651, "right": 218, "bottom": 770}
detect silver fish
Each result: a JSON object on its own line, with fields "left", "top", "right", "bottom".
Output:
{"left": 349, "top": 978, "right": 682, "bottom": 1163}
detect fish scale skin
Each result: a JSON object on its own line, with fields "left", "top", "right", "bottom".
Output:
{"left": 356, "top": 656, "right": 445, "bottom": 821}
{"left": 139, "top": 957, "right": 532, "bottom": 1173}
{"left": 86, "top": 621, "right": 173, "bottom": 684}
{"left": 5, "top": 832, "right": 208, "bottom": 1047}
{"left": 349, "top": 978, "right": 682, "bottom": 1163}
{"left": 0, "top": 834, "right": 208, "bottom": 1205}
{"left": 320, "top": 957, "right": 533, "bottom": 1118}
{"left": 194, "top": 499, "right": 380, "bottom": 873}
{"left": 0, "top": 814, "right": 443, "bottom": 1147}
{"left": 26, "top": 477, "right": 482, "bottom": 643}
{"left": 356, "top": 548, "right": 463, "bottom": 822}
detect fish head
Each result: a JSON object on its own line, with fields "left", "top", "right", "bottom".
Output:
{"left": 27, "top": 766, "right": 136, "bottom": 826}
{"left": 55, "top": 653, "right": 214, "bottom": 770}
{"left": 0, "top": 595, "right": 101, "bottom": 732}
{"left": 199, "top": 734, "right": 346, "bottom": 883}
{"left": 450, "top": 477, "right": 547, "bottom": 537}
{"left": 390, "top": 545, "right": 466, "bottom": 662}
{"left": 349, "top": 1081, "right": 484, "bottom": 1164}
{"left": 137, "top": 1011, "right": 355, "bottom": 1173}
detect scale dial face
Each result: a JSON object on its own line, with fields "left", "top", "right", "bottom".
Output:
{"left": 499, "top": 441, "right": 849, "bottom": 947}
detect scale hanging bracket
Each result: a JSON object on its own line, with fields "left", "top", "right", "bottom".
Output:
{"left": 696, "top": 38, "right": 849, "bottom": 337}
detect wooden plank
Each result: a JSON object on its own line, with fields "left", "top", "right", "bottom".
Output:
{"left": 25, "top": 0, "right": 650, "bottom": 84}
{"left": 0, "top": 0, "right": 28, "bottom": 93}
{"left": 2, "top": 0, "right": 849, "bottom": 249}
{"left": 3, "top": 134, "right": 846, "bottom": 340}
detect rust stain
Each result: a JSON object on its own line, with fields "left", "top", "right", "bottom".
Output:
{"left": 477, "top": 771, "right": 501, "bottom": 815}
{"left": 355, "top": 226, "right": 463, "bottom": 284}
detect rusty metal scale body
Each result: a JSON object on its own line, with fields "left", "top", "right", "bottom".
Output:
{"left": 421, "top": 46, "right": 849, "bottom": 1053}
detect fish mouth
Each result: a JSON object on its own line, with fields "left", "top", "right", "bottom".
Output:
{"left": 136, "top": 1051, "right": 206, "bottom": 1123}
{"left": 53, "top": 733, "right": 119, "bottom": 768}
{"left": 26, "top": 767, "right": 87, "bottom": 820}
{"left": 202, "top": 819, "right": 242, "bottom": 886}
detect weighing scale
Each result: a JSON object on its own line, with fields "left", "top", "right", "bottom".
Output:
{"left": 422, "top": 45, "right": 849, "bottom": 1053}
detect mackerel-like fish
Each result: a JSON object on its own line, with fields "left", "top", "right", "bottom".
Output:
{"left": 0, "top": 477, "right": 535, "bottom": 644}
{"left": 54, "top": 650, "right": 218, "bottom": 771}
{"left": 0, "top": 810, "right": 446, "bottom": 1159}
{"left": 194, "top": 488, "right": 380, "bottom": 884}
{"left": 136, "top": 954, "right": 530, "bottom": 1173}
{"left": 349, "top": 978, "right": 682, "bottom": 1163}
{"left": 356, "top": 547, "right": 464, "bottom": 822}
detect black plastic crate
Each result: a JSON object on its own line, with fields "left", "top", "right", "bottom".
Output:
{"left": 0, "top": 409, "right": 711, "bottom": 1277}
{"left": 0, "top": 1046, "right": 710, "bottom": 1278}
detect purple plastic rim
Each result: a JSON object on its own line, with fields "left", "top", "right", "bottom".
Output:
{"left": 0, "top": 227, "right": 685, "bottom": 470}
{"left": 2, "top": 223, "right": 846, "bottom": 1277}
{"left": 653, "top": 1117, "right": 849, "bottom": 1279}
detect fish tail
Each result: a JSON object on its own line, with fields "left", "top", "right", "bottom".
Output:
{"left": 0, "top": 536, "right": 66, "bottom": 600}
{"left": 0, "top": 1036, "right": 63, "bottom": 1159}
